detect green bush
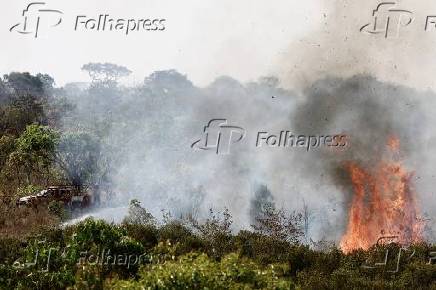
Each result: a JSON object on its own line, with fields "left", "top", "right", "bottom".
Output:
{"left": 1, "top": 217, "right": 436, "bottom": 289}
{"left": 122, "top": 223, "right": 158, "bottom": 250}
{"left": 108, "top": 252, "right": 294, "bottom": 289}
{"left": 48, "top": 200, "right": 69, "bottom": 221}
{"left": 236, "top": 230, "right": 294, "bottom": 265}
{"left": 158, "top": 221, "right": 205, "bottom": 255}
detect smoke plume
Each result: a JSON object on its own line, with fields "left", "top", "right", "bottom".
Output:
{"left": 60, "top": 0, "right": 436, "bottom": 244}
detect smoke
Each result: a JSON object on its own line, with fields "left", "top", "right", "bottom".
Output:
{"left": 278, "top": 0, "right": 436, "bottom": 91}
{"left": 292, "top": 74, "right": 428, "bottom": 174}
{"left": 57, "top": 0, "right": 436, "bottom": 244}
{"left": 277, "top": 0, "right": 436, "bottom": 241}
{"left": 59, "top": 69, "right": 436, "bottom": 243}
{"left": 62, "top": 72, "right": 311, "bottom": 230}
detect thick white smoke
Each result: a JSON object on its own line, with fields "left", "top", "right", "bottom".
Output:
{"left": 60, "top": 0, "right": 436, "bottom": 244}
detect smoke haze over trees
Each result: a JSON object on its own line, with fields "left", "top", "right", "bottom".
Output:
{"left": 1, "top": 64, "right": 436, "bottom": 244}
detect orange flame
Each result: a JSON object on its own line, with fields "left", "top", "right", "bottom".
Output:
{"left": 340, "top": 136, "right": 424, "bottom": 253}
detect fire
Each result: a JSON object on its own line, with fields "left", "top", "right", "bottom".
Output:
{"left": 340, "top": 136, "right": 423, "bottom": 253}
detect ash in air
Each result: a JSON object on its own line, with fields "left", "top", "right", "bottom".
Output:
{"left": 54, "top": 64, "right": 436, "bottom": 244}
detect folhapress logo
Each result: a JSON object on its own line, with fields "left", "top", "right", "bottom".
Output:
{"left": 10, "top": 2, "right": 167, "bottom": 38}
{"left": 360, "top": 2, "right": 413, "bottom": 39}
{"left": 191, "top": 119, "right": 246, "bottom": 155}
{"left": 192, "top": 119, "right": 348, "bottom": 155}
{"left": 10, "top": 2, "right": 63, "bottom": 38}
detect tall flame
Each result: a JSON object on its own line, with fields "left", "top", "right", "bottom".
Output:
{"left": 340, "top": 136, "right": 423, "bottom": 253}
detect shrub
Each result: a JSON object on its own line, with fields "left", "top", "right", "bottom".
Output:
{"left": 121, "top": 223, "right": 158, "bottom": 250}
{"left": 108, "top": 252, "right": 294, "bottom": 289}
{"left": 252, "top": 204, "right": 303, "bottom": 244}
{"left": 236, "top": 230, "right": 292, "bottom": 265}
{"left": 188, "top": 208, "right": 235, "bottom": 259}
{"left": 48, "top": 200, "right": 69, "bottom": 221}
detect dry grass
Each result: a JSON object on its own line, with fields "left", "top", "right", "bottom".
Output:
{"left": 0, "top": 199, "right": 59, "bottom": 238}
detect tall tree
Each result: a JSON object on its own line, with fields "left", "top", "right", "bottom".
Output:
{"left": 81, "top": 63, "right": 131, "bottom": 86}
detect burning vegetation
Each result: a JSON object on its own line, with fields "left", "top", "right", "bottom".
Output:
{"left": 340, "top": 136, "right": 424, "bottom": 253}
{"left": 1, "top": 68, "right": 436, "bottom": 288}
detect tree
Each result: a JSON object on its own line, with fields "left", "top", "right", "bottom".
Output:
{"left": 0, "top": 135, "right": 15, "bottom": 169}
{"left": 0, "top": 79, "right": 8, "bottom": 103}
{"left": 144, "top": 70, "right": 193, "bottom": 93}
{"left": 302, "top": 199, "right": 314, "bottom": 244}
{"left": 258, "top": 76, "right": 279, "bottom": 88}
{"left": 3, "top": 72, "right": 45, "bottom": 96}
{"left": 54, "top": 131, "right": 101, "bottom": 187}
{"left": 250, "top": 184, "right": 303, "bottom": 244}
{"left": 6, "top": 124, "right": 59, "bottom": 184}
{"left": 252, "top": 204, "right": 304, "bottom": 244}
{"left": 0, "top": 94, "right": 46, "bottom": 135}
{"left": 250, "top": 184, "right": 275, "bottom": 226}
{"left": 36, "top": 73, "right": 55, "bottom": 93}
{"left": 188, "top": 208, "right": 233, "bottom": 259}
{"left": 208, "top": 76, "right": 243, "bottom": 90}
{"left": 81, "top": 63, "right": 131, "bottom": 85}
{"left": 189, "top": 208, "right": 233, "bottom": 239}
{"left": 123, "top": 199, "right": 156, "bottom": 226}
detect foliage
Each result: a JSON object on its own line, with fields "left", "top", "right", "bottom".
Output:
{"left": 144, "top": 69, "right": 193, "bottom": 92}
{"left": 188, "top": 208, "right": 234, "bottom": 259}
{"left": 252, "top": 203, "right": 304, "bottom": 244}
{"left": 109, "top": 253, "right": 293, "bottom": 290}
{"left": 0, "top": 94, "right": 46, "bottom": 136}
{"left": 2, "top": 70, "right": 436, "bottom": 289}
{"left": 0, "top": 214, "right": 436, "bottom": 289}
{"left": 6, "top": 125, "right": 59, "bottom": 185}
{"left": 48, "top": 200, "right": 69, "bottom": 221}
{"left": 14, "top": 124, "right": 59, "bottom": 161}
{"left": 123, "top": 199, "right": 155, "bottom": 226}
{"left": 81, "top": 63, "right": 131, "bottom": 85}
{"left": 3, "top": 72, "right": 46, "bottom": 96}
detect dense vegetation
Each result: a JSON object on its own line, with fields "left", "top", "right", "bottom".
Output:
{"left": 1, "top": 201, "right": 436, "bottom": 289}
{"left": 1, "top": 69, "right": 436, "bottom": 289}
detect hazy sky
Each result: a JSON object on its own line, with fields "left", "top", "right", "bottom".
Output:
{"left": 3, "top": 0, "right": 436, "bottom": 90}
{"left": 1, "top": 0, "right": 323, "bottom": 86}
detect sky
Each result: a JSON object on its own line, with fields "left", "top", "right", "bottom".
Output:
{"left": 0, "top": 0, "right": 323, "bottom": 86}
{"left": 3, "top": 0, "right": 436, "bottom": 90}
